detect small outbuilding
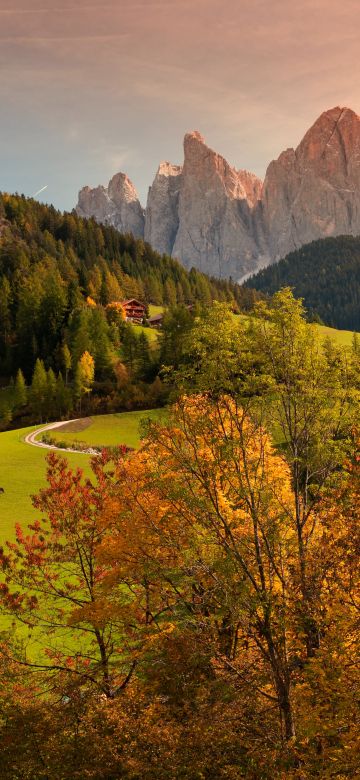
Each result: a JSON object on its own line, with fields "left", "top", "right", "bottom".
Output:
{"left": 147, "top": 313, "right": 164, "bottom": 329}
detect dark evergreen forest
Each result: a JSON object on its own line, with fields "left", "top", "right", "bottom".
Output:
{"left": 245, "top": 234, "right": 360, "bottom": 329}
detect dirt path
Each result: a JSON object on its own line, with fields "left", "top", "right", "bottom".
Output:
{"left": 24, "top": 420, "right": 91, "bottom": 454}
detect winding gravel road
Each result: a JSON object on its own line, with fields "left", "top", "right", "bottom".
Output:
{"left": 24, "top": 420, "right": 89, "bottom": 454}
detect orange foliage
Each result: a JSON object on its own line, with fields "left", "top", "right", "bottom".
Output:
{"left": 0, "top": 397, "right": 358, "bottom": 777}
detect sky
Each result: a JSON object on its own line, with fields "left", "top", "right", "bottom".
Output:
{"left": 1, "top": 0, "right": 360, "bottom": 210}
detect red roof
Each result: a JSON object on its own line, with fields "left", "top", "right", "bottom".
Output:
{"left": 121, "top": 299, "right": 145, "bottom": 308}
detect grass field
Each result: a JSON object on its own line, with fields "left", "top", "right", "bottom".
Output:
{"left": 40, "top": 409, "right": 166, "bottom": 450}
{"left": 131, "top": 322, "right": 161, "bottom": 344}
{"left": 129, "top": 304, "right": 164, "bottom": 345}
{"left": 315, "top": 323, "right": 358, "bottom": 348}
{"left": 148, "top": 304, "right": 164, "bottom": 316}
{"left": 236, "top": 312, "right": 359, "bottom": 349}
{"left": 0, "top": 426, "right": 92, "bottom": 542}
{"left": 0, "top": 410, "right": 166, "bottom": 542}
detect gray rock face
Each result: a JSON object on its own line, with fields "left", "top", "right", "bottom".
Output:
{"left": 76, "top": 172, "right": 145, "bottom": 239}
{"left": 262, "top": 107, "right": 360, "bottom": 262}
{"left": 76, "top": 107, "right": 360, "bottom": 280}
{"left": 171, "top": 131, "right": 264, "bottom": 278}
{"left": 144, "top": 162, "right": 182, "bottom": 256}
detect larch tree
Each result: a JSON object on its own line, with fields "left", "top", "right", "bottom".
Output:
{"left": 30, "top": 358, "right": 48, "bottom": 422}
{"left": 74, "top": 350, "right": 95, "bottom": 413}
{"left": 61, "top": 342, "right": 72, "bottom": 385}
{"left": 14, "top": 368, "right": 27, "bottom": 409}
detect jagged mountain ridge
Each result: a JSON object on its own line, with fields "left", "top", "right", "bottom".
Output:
{"left": 77, "top": 172, "right": 145, "bottom": 239}
{"left": 76, "top": 107, "right": 360, "bottom": 280}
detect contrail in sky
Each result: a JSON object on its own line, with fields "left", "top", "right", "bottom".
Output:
{"left": 33, "top": 185, "right": 48, "bottom": 197}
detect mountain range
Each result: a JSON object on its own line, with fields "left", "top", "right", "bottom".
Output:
{"left": 76, "top": 106, "right": 360, "bottom": 281}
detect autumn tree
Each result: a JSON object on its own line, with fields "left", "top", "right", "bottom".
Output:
{"left": 251, "top": 289, "right": 360, "bottom": 656}
{"left": 106, "top": 300, "right": 126, "bottom": 328}
{"left": 74, "top": 350, "right": 95, "bottom": 412}
{"left": 0, "top": 398, "right": 358, "bottom": 775}
{"left": 175, "top": 291, "right": 360, "bottom": 659}
{"left": 100, "top": 395, "right": 300, "bottom": 741}
{"left": 0, "top": 452, "right": 134, "bottom": 699}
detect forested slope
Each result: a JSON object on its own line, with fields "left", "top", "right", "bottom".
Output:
{"left": 0, "top": 193, "right": 257, "bottom": 380}
{"left": 245, "top": 235, "right": 360, "bottom": 329}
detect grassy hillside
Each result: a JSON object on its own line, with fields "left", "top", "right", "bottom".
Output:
{"left": 0, "top": 426, "right": 91, "bottom": 541}
{"left": 40, "top": 409, "right": 166, "bottom": 450}
{"left": 315, "top": 322, "right": 358, "bottom": 347}
{"left": 131, "top": 323, "right": 161, "bottom": 344}
{"left": 237, "top": 312, "right": 359, "bottom": 349}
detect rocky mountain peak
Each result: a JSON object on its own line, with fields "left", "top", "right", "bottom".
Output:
{"left": 184, "top": 130, "right": 206, "bottom": 145}
{"left": 262, "top": 106, "right": 360, "bottom": 262}
{"left": 107, "top": 172, "right": 140, "bottom": 204}
{"left": 236, "top": 169, "right": 263, "bottom": 206}
{"left": 182, "top": 129, "right": 262, "bottom": 203}
{"left": 297, "top": 106, "right": 360, "bottom": 168}
{"left": 157, "top": 161, "right": 183, "bottom": 177}
{"left": 76, "top": 106, "right": 360, "bottom": 281}
{"left": 144, "top": 161, "right": 183, "bottom": 257}
{"left": 76, "top": 172, "right": 144, "bottom": 238}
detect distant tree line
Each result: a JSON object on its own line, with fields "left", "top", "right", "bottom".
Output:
{"left": 245, "top": 234, "right": 360, "bottom": 330}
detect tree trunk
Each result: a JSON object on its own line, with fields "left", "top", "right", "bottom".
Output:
{"left": 94, "top": 628, "right": 111, "bottom": 697}
{"left": 276, "top": 678, "right": 296, "bottom": 740}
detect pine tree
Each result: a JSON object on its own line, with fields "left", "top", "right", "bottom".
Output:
{"left": 121, "top": 327, "right": 138, "bottom": 374}
{"left": 88, "top": 308, "right": 114, "bottom": 377}
{"left": 46, "top": 368, "right": 57, "bottom": 418}
{"left": 164, "top": 279, "right": 177, "bottom": 307}
{"left": 136, "top": 331, "right": 152, "bottom": 380}
{"left": 14, "top": 369, "right": 27, "bottom": 409}
{"left": 30, "top": 359, "right": 47, "bottom": 422}
{"left": 55, "top": 372, "right": 72, "bottom": 417}
{"left": 61, "top": 344, "right": 72, "bottom": 385}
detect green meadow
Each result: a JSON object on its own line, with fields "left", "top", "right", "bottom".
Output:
{"left": 315, "top": 322, "right": 358, "bottom": 347}
{"left": 237, "top": 312, "right": 359, "bottom": 348}
{"left": 41, "top": 409, "right": 166, "bottom": 450}
{"left": 131, "top": 322, "right": 161, "bottom": 344}
{"left": 0, "top": 410, "right": 165, "bottom": 542}
{"left": 0, "top": 426, "right": 92, "bottom": 542}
